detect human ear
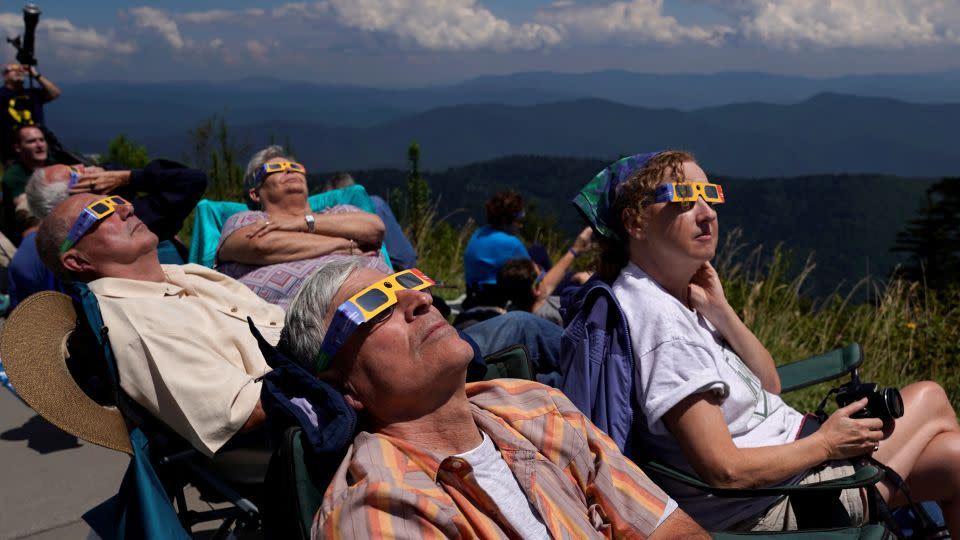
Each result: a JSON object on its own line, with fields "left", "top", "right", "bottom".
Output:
{"left": 343, "top": 392, "right": 364, "bottom": 412}
{"left": 61, "top": 250, "right": 94, "bottom": 274}
{"left": 622, "top": 209, "right": 646, "bottom": 241}
{"left": 248, "top": 187, "right": 260, "bottom": 203}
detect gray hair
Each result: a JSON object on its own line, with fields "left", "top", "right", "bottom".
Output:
{"left": 26, "top": 167, "right": 68, "bottom": 220}
{"left": 279, "top": 256, "right": 380, "bottom": 373}
{"left": 36, "top": 210, "right": 75, "bottom": 283}
{"left": 328, "top": 172, "right": 355, "bottom": 190}
{"left": 243, "top": 145, "right": 293, "bottom": 209}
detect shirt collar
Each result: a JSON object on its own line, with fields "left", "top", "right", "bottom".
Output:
{"left": 87, "top": 265, "right": 186, "bottom": 299}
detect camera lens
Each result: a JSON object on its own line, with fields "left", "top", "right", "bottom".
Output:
{"left": 883, "top": 387, "right": 905, "bottom": 419}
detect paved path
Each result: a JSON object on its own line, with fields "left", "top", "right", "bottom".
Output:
{"left": 0, "top": 388, "right": 126, "bottom": 539}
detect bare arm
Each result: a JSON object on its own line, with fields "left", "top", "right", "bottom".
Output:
{"left": 29, "top": 67, "right": 61, "bottom": 101}
{"left": 539, "top": 226, "right": 592, "bottom": 297}
{"left": 663, "top": 392, "right": 883, "bottom": 489}
{"left": 238, "top": 399, "right": 265, "bottom": 433}
{"left": 649, "top": 508, "right": 711, "bottom": 539}
{"left": 688, "top": 262, "right": 780, "bottom": 393}
{"left": 219, "top": 226, "right": 357, "bottom": 265}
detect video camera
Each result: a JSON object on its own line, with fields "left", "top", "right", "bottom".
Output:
{"left": 7, "top": 4, "right": 42, "bottom": 67}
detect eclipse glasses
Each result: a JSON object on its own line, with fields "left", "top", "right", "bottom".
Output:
{"left": 316, "top": 269, "right": 435, "bottom": 371}
{"left": 60, "top": 195, "right": 131, "bottom": 254}
{"left": 254, "top": 161, "right": 307, "bottom": 186}
{"left": 651, "top": 182, "right": 725, "bottom": 209}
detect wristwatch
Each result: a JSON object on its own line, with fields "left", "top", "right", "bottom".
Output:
{"left": 304, "top": 213, "right": 316, "bottom": 233}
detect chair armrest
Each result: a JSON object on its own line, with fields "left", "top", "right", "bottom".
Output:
{"left": 641, "top": 459, "right": 883, "bottom": 498}
{"left": 778, "top": 343, "right": 863, "bottom": 394}
{"left": 712, "top": 523, "right": 890, "bottom": 539}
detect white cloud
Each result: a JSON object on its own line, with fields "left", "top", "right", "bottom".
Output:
{"left": 245, "top": 39, "right": 270, "bottom": 60}
{"left": 537, "top": 0, "right": 733, "bottom": 46}
{"left": 0, "top": 13, "right": 136, "bottom": 63}
{"left": 180, "top": 8, "right": 266, "bottom": 24}
{"left": 703, "top": 0, "right": 960, "bottom": 49}
{"left": 128, "top": 6, "right": 187, "bottom": 49}
{"left": 210, "top": 38, "right": 224, "bottom": 49}
{"left": 324, "top": 0, "right": 562, "bottom": 50}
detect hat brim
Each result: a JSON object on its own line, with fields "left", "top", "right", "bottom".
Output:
{"left": 1, "top": 291, "right": 132, "bottom": 454}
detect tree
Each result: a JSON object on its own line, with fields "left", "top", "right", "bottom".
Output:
{"left": 101, "top": 134, "right": 149, "bottom": 169}
{"left": 893, "top": 177, "right": 960, "bottom": 291}
{"left": 390, "top": 142, "right": 433, "bottom": 249}
{"left": 187, "top": 114, "right": 249, "bottom": 201}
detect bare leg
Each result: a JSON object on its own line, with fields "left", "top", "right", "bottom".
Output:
{"left": 873, "top": 381, "right": 960, "bottom": 535}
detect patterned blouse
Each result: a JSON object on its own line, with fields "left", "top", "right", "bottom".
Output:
{"left": 215, "top": 205, "right": 389, "bottom": 309}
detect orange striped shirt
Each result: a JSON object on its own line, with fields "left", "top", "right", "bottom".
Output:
{"left": 314, "top": 379, "right": 672, "bottom": 539}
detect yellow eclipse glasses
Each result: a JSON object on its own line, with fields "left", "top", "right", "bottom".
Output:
{"left": 317, "top": 268, "right": 435, "bottom": 370}
{"left": 255, "top": 161, "right": 307, "bottom": 186}
{"left": 60, "top": 195, "right": 132, "bottom": 253}
{"left": 652, "top": 182, "right": 725, "bottom": 208}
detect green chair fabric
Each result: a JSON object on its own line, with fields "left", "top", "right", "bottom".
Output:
{"left": 187, "top": 185, "right": 389, "bottom": 269}
{"left": 712, "top": 523, "right": 894, "bottom": 539}
{"left": 481, "top": 344, "right": 534, "bottom": 381}
{"left": 778, "top": 343, "right": 864, "bottom": 393}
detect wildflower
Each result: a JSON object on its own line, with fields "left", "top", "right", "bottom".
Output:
{"left": 906, "top": 322, "right": 917, "bottom": 330}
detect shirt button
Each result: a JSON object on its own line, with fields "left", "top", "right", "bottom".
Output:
{"left": 270, "top": 321, "right": 277, "bottom": 326}
{"left": 230, "top": 306, "right": 238, "bottom": 313}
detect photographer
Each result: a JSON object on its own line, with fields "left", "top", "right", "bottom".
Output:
{"left": 0, "top": 62, "right": 60, "bottom": 164}
{"left": 563, "top": 151, "right": 960, "bottom": 534}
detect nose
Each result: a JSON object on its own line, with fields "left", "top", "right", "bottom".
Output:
{"left": 693, "top": 197, "right": 717, "bottom": 222}
{"left": 116, "top": 203, "right": 135, "bottom": 220}
{"left": 396, "top": 288, "right": 433, "bottom": 321}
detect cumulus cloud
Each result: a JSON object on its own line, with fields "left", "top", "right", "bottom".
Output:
{"left": 180, "top": 8, "right": 266, "bottom": 24}
{"left": 703, "top": 0, "right": 960, "bottom": 49}
{"left": 0, "top": 12, "right": 135, "bottom": 63}
{"left": 320, "top": 0, "right": 561, "bottom": 51}
{"left": 128, "top": 6, "right": 187, "bottom": 49}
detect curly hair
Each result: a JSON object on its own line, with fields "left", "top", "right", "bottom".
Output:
{"left": 596, "top": 150, "right": 696, "bottom": 280}
{"left": 485, "top": 191, "right": 524, "bottom": 228}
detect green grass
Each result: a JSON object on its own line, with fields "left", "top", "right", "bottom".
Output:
{"left": 411, "top": 205, "right": 960, "bottom": 414}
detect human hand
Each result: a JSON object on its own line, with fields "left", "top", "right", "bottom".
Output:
{"left": 572, "top": 226, "right": 593, "bottom": 253}
{"left": 816, "top": 399, "right": 885, "bottom": 460}
{"left": 69, "top": 170, "right": 130, "bottom": 195}
{"left": 687, "top": 262, "right": 728, "bottom": 317}
{"left": 27, "top": 65, "right": 38, "bottom": 78}
{"left": 246, "top": 214, "right": 309, "bottom": 238}
{"left": 570, "top": 271, "right": 593, "bottom": 285}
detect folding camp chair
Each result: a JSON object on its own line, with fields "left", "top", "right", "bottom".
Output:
{"left": 1, "top": 291, "right": 269, "bottom": 540}
{"left": 188, "top": 185, "right": 392, "bottom": 270}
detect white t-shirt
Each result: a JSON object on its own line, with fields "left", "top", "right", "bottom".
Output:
{"left": 613, "top": 262, "right": 805, "bottom": 530}
{"left": 454, "top": 432, "right": 552, "bottom": 540}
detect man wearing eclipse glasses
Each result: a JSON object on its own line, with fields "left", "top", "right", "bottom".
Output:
{"left": 8, "top": 159, "right": 205, "bottom": 311}
{"left": 34, "top": 194, "right": 566, "bottom": 457}
{"left": 280, "top": 257, "right": 709, "bottom": 539}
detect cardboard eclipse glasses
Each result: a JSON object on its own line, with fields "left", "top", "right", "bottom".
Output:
{"left": 317, "top": 268, "right": 435, "bottom": 371}
{"left": 651, "top": 182, "right": 725, "bottom": 207}
{"left": 60, "top": 195, "right": 131, "bottom": 254}
{"left": 254, "top": 161, "right": 307, "bottom": 186}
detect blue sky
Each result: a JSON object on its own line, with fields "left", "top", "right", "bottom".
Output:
{"left": 5, "top": 1, "right": 960, "bottom": 86}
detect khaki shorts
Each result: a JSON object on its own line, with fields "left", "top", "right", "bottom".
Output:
{"left": 731, "top": 461, "right": 866, "bottom": 532}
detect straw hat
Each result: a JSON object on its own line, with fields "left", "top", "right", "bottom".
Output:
{"left": 1, "top": 291, "right": 132, "bottom": 454}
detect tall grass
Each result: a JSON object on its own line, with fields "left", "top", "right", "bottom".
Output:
{"left": 715, "top": 230, "right": 960, "bottom": 413}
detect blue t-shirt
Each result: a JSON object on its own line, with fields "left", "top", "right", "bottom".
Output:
{"left": 464, "top": 226, "right": 529, "bottom": 286}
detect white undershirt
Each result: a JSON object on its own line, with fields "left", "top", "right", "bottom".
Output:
{"left": 454, "top": 432, "right": 552, "bottom": 540}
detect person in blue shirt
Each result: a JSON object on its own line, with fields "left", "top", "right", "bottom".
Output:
{"left": 463, "top": 191, "right": 529, "bottom": 309}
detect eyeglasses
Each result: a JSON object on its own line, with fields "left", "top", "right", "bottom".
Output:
{"left": 316, "top": 268, "right": 435, "bottom": 371}
{"left": 59, "top": 195, "right": 131, "bottom": 254}
{"left": 254, "top": 161, "right": 307, "bottom": 186}
{"left": 652, "top": 182, "right": 725, "bottom": 209}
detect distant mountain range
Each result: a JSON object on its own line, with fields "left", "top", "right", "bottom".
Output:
{"left": 335, "top": 155, "right": 938, "bottom": 299}
{"left": 44, "top": 69, "right": 960, "bottom": 177}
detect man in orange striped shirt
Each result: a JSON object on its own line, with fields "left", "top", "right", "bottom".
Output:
{"left": 280, "top": 257, "right": 709, "bottom": 539}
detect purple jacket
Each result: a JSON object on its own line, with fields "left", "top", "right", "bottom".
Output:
{"left": 559, "top": 278, "right": 638, "bottom": 454}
